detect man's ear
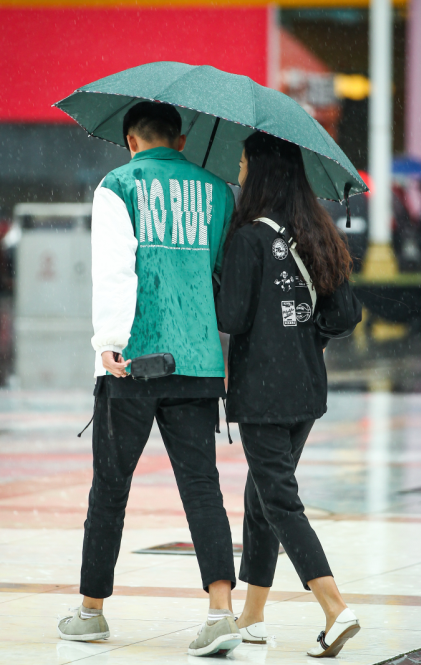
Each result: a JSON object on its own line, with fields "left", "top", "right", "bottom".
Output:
{"left": 127, "top": 134, "right": 139, "bottom": 154}
{"left": 177, "top": 134, "right": 187, "bottom": 152}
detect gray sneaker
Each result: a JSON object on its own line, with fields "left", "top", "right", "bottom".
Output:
{"left": 188, "top": 613, "right": 242, "bottom": 657}
{"left": 57, "top": 606, "right": 110, "bottom": 642}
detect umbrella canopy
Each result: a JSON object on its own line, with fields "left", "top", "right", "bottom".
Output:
{"left": 54, "top": 61, "right": 368, "bottom": 202}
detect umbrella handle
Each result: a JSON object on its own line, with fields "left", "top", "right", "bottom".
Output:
{"left": 344, "top": 183, "right": 352, "bottom": 228}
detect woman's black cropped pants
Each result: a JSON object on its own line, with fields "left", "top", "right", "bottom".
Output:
{"left": 238, "top": 420, "right": 332, "bottom": 590}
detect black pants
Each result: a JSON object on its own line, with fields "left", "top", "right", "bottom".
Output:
{"left": 80, "top": 385, "right": 236, "bottom": 598}
{"left": 239, "top": 420, "right": 332, "bottom": 590}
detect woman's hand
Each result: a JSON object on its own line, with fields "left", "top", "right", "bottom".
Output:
{"left": 101, "top": 351, "right": 131, "bottom": 378}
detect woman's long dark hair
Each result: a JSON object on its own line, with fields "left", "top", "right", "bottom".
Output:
{"left": 225, "top": 132, "right": 352, "bottom": 296}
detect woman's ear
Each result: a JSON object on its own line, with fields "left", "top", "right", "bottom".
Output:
{"left": 238, "top": 150, "right": 248, "bottom": 187}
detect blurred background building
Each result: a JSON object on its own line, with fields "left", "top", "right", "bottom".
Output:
{"left": 1, "top": 0, "right": 421, "bottom": 389}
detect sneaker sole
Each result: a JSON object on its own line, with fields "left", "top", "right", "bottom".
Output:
{"left": 188, "top": 633, "right": 242, "bottom": 657}
{"left": 308, "top": 624, "right": 360, "bottom": 658}
{"left": 57, "top": 627, "right": 110, "bottom": 642}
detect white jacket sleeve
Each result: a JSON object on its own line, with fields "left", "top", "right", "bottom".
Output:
{"left": 91, "top": 184, "right": 138, "bottom": 375}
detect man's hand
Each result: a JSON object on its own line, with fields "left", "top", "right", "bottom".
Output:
{"left": 101, "top": 351, "right": 131, "bottom": 378}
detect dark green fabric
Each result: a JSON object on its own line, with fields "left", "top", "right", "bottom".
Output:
{"left": 101, "top": 147, "right": 234, "bottom": 377}
{"left": 55, "top": 62, "right": 368, "bottom": 202}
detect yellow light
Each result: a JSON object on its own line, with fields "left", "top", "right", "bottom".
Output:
{"left": 334, "top": 74, "right": 371, "bottom": 101}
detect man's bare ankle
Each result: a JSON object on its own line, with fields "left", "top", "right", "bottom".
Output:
{"left": 83, "top": 596, "right": 104, "bottom": 610}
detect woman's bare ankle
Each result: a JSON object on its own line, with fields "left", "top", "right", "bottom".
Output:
{"left": 307, "top": 576, "right": 347, "bottom": 634}
{"left": 236, "top": 611, "right": 264, "bottom": 629}
{"left": 325, "top": 603, "right": 347, "bottom": 634}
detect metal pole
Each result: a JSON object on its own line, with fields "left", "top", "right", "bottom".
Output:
{"left": 406, "top": 0, "right": 421, "bottom": 159}
{"left": 369, "top": 0, "right": 392, "bottom": 245}
{"left": 364, "top": 0, "right": 397, "bottom": 277}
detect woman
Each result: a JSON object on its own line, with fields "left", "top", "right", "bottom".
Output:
{"left": 215, "top": 132, "right": 362, "bottom": 658}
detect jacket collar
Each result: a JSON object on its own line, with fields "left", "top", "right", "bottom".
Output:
{"left": 131, "top": 147, "right": 186, "bottom": 163}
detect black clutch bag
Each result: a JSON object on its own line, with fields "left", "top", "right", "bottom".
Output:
{"left": 130, "top": 353, "right": 176, "bottom": 380}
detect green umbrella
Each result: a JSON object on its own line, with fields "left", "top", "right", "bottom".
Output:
{"left": 54, "top": 61, "right": 368, "bottom": 204}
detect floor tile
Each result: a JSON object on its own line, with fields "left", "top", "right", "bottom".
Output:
{"left": 1, "top": 391, "right": 421, "bottom": 664}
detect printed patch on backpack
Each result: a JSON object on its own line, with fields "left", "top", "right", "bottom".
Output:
{"left": 272, "top": 238, "right": 288, "bottom": 260}
{"left": 296, "top": 303, "right": 312, "bottom": 323}
{"left": 281, "top": 301, "right": 297, "bottom": 327}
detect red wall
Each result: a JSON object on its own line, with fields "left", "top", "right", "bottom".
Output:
{"left": 0, "top": 8, "right": 267, "bottom": 122}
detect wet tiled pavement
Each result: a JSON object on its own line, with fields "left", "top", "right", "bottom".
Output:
{"left": 0, "top": 389, "right": 420, "bottom": 664}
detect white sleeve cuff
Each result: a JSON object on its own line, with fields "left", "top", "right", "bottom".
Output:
{"left": 97, "top": 345, "right": 124, "bottom": 356}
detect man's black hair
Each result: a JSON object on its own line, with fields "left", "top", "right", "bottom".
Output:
{"left": 123, "top": 101, "right": 182, "bottom": 150}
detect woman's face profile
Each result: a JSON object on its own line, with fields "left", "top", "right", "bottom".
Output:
{"left": 238, "top": 149, "right": 248, "bottom": 187}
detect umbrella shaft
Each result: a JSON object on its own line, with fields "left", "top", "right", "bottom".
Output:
{"left": 202, "top": 117, "right": 220, "bottom": 169}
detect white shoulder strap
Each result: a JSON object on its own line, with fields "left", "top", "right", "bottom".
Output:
{"left": 255, "top": 217, "right": 317, "bottom": 313}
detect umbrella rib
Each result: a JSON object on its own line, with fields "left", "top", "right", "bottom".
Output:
{"left": 313, "top": 152, "right": 341, "bottom": 200}
{"left": 248, "top": 78, "right": 257, "bottom": 127}
{"left": 91, "top": 97, "right": 137, "bottom": 136}
{"left": 81, "top": 65, "right": 204, "bottom": 139}
{"left": 185, "top": 111, "right": 201, "bottom": 137}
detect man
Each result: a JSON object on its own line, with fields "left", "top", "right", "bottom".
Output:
{"left": 58, "top": 102, "right": 241, "bottom": 657}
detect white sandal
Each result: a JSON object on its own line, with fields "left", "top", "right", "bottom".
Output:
{"left": 307, "top": 608, "right": 360, "bottom": 658}
{"left": 237, "top": 621, "right": 268, "bottom": 644}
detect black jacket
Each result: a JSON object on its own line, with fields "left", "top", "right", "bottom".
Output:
{"left": 215, "top": 215, "right": 362, "bottom": 425}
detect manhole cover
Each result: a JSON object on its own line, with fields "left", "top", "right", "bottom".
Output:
{"left": 376, "top": 648, "right": 421, "bottom": 665}
{"left": 133, "top": 542, "right": 285, "bottom": 557}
